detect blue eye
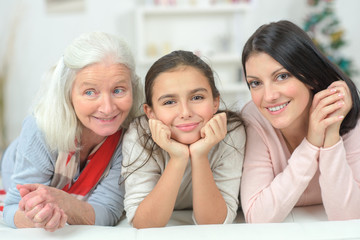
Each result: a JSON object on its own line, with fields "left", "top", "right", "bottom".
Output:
{"left": 114, "top": 88, "right": 123, "bottom": 94}
{"left": 114, "top": 88, "right": 125, "bottom": 96}
{"left": 85, "top": 90, "right": 95, "bottom": 96}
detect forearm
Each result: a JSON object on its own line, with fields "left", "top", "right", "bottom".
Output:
{"left": 319, "top": 140, "right": 360, "bottom": 220}
{"left": 242, "top": 139, "right": 319, "bottom": 223}
{"left": 132, "top": 158, "right": 187, "bottom": 228}
{"left": 61, "top": 195, "right": 95, "bottom": 225}
{"left": 323, "top": 124, "right": 340, "bottom": 148}
{"left": 191, "top": 157, "right": 227, "bottom": 224}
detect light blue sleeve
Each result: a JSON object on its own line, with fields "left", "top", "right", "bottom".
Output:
{"left": 86, "top": 142, "right": 125, "bottom": 226}
{"left": 3, "top": 116, "right": 55, "bottom": 228}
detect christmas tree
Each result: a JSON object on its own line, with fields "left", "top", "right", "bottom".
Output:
{"left": 304, "top": 0, "right": 356, "bottom": 77}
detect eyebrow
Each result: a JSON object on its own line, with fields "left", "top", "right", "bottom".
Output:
{"left": 157, "top": 87, "right": 208, "bottom": 102}
{"left": 78, "top": 78, "right": 129, "bottom": 88}
{"left": 246, "top": 67, "right": 285, "bottom": 79}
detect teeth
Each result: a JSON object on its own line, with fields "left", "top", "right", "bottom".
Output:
{"left": 96, "top": 117, "right": 113, "bottom": 121}
{"left": 268, "top": 102, "right": 288, "bottom": 112}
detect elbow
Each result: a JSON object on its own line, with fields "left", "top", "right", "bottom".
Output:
{"left": 132, "top": 219, "right": 167, "bottom": 229}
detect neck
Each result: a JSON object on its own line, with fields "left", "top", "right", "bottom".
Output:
{"left": 281, "top": 121, "right": 308, "bottom": 154}
{"left": 79, "top": 128, "right": 106, "bottom": 164}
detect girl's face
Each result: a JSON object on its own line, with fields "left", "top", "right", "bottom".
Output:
{"left": 245, "top": 52, "right": 312, "bottom": 131}
{"left": 71, "top": 62, "right": 133, "bottom": 140}
{"left": 144, "top": 66, "right": 219, "bottom": 145}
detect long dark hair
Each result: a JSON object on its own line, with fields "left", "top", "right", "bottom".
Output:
{"left": 121, "top": 50, "right": 243, "bottom": 182}
{"left": 242, "top": 20, "right": 360, "bottom": 135}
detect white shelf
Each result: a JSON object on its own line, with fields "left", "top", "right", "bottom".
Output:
{"left": 138, "top": 4, "right": 250, "bottom": 15}
{"left": 139, "top": 53, "right": 241, "bottom": 65}
{"left": 135, "top": 3, "right": 251, "bottom": 108}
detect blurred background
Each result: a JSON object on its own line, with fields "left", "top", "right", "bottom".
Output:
{"left": 0, "top": 0, "right": 359, "bottom": 152}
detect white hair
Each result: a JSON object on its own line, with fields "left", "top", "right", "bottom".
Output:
{"left": 33, "top": 32, "right": 143, "bottom": 153}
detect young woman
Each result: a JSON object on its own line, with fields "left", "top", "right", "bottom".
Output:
{"left": 240, "top": 20, "right": 360, "bottom": 223}
{"left": 1, "top": 32, "right": 142, "bottom": 231}
{"left": 121, "top": 50, "right": 245, "bottom": 228}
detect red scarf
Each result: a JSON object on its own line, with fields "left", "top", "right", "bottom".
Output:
{"left": 51, "top": 130, "right": 122, "bottom": 199}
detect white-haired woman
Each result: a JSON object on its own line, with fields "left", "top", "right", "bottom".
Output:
{"left": 1, "top": 32, "right": 142, "bottom": 231}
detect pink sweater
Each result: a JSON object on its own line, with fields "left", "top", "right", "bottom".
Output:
{"left": 240, "top": 101, "right": 360, "bottom": 223}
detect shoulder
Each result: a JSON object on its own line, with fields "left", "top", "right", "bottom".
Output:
{"left": 240, "top": 101, "right": 262, "bottom": 122}
{"left": 17, "top": 115, "right": 48, "bottom": 151}
{"left": 123, "top": 115, "right": 149, "bottom": 142}
{"left": 226, "top": 120, "right": 246, "bottom": 144}
{"left": 240, "top": 101, "right": 274, "bottom": 131}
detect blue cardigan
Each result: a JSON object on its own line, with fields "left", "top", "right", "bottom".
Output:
{"left": 1, "top": 115, "right": 125, "bottom": 228}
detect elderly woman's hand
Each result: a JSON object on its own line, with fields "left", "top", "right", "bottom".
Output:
{"left": 17, "top": 184, "right": 68, "bottom": 231}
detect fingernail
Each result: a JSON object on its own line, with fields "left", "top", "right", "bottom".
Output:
{"left": 338, "top": 115, "right": 344, "bottom": 119}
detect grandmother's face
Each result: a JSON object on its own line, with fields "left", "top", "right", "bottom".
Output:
{"left": 71, "top": 62, "right": 133, "bottom": 139}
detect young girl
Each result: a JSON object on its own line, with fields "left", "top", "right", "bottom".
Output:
{"left": 121, "top": 50, "right": 245, "bottom": 228}
{"left": 240, "top": 20, "right": 360, "bottom": 223}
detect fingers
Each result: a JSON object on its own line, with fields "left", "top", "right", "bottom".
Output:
{"left": 149, "top": 119, "right": 171, "bottom": 144}
{"left": 307, "top": 80, "right": 351, "bottom": 147}
{"left": 26, "top": 203, "right": 67, "bottom": 232}
{"left": 19, "top": 186, "right": 52, "bottom": 212}
{"left": 202, "top": 112, "right": 227, "bottom": 141}
{"left": 43, "top": 208, "right": 68, "bottom": 232}
{"left": 312, "top": 86, "right": 347, "bottom": 121}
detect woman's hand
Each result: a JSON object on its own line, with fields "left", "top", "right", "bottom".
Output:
{"left": 190, "top": 112, "right": 227, "bottom": 159}
{"left": 17, "top": 184, "right": 68, "bottom": 232}
{"left": 323, "top": 81, "right": 352, "bottom": 147}
{"left": 307, "top": 80, "right": 352, "bottom": 147}
{"left": 148, "top": 119, "right": 189, "bottom": 160}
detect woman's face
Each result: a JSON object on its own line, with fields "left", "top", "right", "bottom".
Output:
{"left": 245, "top": 52, "right": 312, "bottom": 131}
{"left": 71, "top": 62, "right": 133, "bottom": 139}
{"left": 144, "top": 66, "right": 219, "bottom": 145}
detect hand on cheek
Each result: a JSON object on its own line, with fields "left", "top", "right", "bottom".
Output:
{"left": 149, "top": 119, "right": 189, "bottom": 161}
{"left": 190, "top": 112, "right": 227, "bottom": 159}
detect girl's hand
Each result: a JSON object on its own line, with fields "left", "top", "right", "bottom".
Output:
{"left": 307, "top": 80, "right": 351, "bottom": 147}
{"left": 17, "top": 184, "right": 68, "bottom": 232}
{"left": 148, "top": 119, "right": 189, "bottom": 160}
{"left": 190, "top": 112, "right": 227, "bottom": 159}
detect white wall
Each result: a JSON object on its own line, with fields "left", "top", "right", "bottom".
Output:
{"left": 1, "top": 0, "right": 359, "bottom": 144}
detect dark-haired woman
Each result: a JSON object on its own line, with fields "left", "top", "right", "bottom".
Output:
{"left": 240, "top": 20, "right": 360, "bottom": 223}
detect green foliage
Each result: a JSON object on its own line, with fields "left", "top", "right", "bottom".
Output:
{"left": 304, "top": 0, "right": 356, "bottom": 77}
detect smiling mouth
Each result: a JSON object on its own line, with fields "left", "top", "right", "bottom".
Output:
{"left": 176, "top": 123, "right": 199, "bottom": 132}
{"left": 267, "top": 102, "right": 290, "bottom": 112}
{"left": 94, "top": 115, "right": 117, "bottom": 122}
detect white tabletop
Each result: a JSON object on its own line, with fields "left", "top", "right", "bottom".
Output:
{"left": 1, "top": 205, "right": 360, "bottom": 240}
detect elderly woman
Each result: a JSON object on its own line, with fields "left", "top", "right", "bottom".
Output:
{"left": 1, "top": 32, "right": 142, "bottom": 231}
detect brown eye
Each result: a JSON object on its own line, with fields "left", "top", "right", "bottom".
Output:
{"left": 277, "top": 73, "right": 289, "bottom": 81}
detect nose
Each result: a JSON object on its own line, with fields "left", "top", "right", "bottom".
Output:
{"left": 99, "top": 94, "right": 116, "bottom": 115}
{"left": 179, "top": 102, "right": 192, "bottom": 119}
{"left": 263, "top": 83, "right": 280, "bottom": 102}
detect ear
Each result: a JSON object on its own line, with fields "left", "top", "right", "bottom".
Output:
{"left": 213, "top": 96, "right": 220, "bottom": 114}
{"left": 143, "top": 104, "right": 156, "bottom": 119}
